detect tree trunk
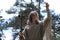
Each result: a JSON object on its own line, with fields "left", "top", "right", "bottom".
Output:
{"left": 39, "top": 0, "right": 41, "bottom": 20}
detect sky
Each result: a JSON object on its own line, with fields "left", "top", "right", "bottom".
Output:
{"left": 0, "top": 0, "right": 17, "bottom": 20}
{"left": 0, "top": 0, "right": 16, "bottom": 10}
{"left": 0, "top": 0, "right": 60, "bottom": 20}
{"left": 44, "top": 0, "right": 60, "bottom": 14}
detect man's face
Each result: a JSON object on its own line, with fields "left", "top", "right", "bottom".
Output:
{"left": 32, "top": 14, "right": 37, "bottom": 21}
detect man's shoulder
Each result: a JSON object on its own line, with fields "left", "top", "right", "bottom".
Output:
{"left": 38, "top": 20, "right": 43, "bottom": 24}
{"left": 25, "top": 25, "right": 30, "bottom": 29}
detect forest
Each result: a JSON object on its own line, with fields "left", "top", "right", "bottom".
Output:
{"left": 0, "top": 0, "right": 60, "bottom": 40}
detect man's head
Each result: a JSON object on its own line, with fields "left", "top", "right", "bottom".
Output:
{"left": 27, "top": 11, "right": 39, "bottom": 24}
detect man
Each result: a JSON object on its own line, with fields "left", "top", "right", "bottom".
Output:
{"left": 19, "top": 2, "right": 52, "bottom": 40}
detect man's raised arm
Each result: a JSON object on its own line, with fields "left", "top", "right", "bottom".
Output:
{"left": 40, "top": 3, "right": 52, "bottom": 38}
{"left": 43, "top": 3, "right": 52, "bottom": 27}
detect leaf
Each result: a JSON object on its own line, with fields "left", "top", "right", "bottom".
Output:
{"left": 0, "top": 16, "right": 2, "bottom": 18}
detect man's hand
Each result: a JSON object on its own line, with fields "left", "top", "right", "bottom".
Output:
{"left": 45, "top": 3, "right": 49, "bottom": 9}
{"left": 45, "top": 2, "right": 50, "bottom": 16}
{"left": 19, "top": 32, "right": 24, "bottom": 37}
{"left": 19, "top": 32, "right": 24, "bottom": 39}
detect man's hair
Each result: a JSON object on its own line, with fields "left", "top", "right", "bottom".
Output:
{"left": 27, "top": 11, "right": 39, "bottom": 25}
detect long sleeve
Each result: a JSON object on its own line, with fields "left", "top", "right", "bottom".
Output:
{"left": 43, "top": 8, "right": 52, "bottom": 27}
{"left": 41, "top": 8, "right": 52, "bottom": 38}
{"left": 43, "top": 8, "right": 52, "bottom": 40}
{"left": 22, "top": 25, "right": 29, "bottom": 40}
